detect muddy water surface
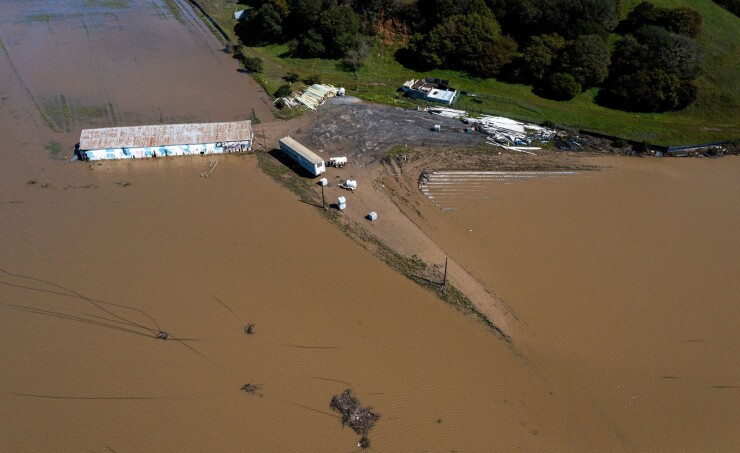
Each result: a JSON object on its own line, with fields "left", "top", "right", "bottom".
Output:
{"left": 417, "top": 160, "right": 740, "bottom": 451}
{"left": 0, "top": 1, "right": 625, "bottom": 451}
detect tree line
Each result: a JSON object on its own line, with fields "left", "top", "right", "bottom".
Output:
{"left": 712, "top": 0, "right": 740, "bottom": 16}
{"left": 236, "top": 0, "right": 705, "bottom": 112}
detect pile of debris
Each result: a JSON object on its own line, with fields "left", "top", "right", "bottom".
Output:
{"left": 425, "top": 108, "right": 555, "bottom": 152}
{"left": 426, "top": 107, "right": 467, "bottom": 119}
{"left": 553, "top": 135, "right": 585, "bottom": 151}
{"left": 275, "top": 84, "right": 340, "bottom": 110}
{"left": 330, "top": 389, "right": 379, "bottom": 449}
{"left": 471, "top": 115, "right": 554, "bottom": 147}
{"left": 296, "top": 84, "right": 339, "bottom": 110}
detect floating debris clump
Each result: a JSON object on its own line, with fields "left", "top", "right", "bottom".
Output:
{"left": 330, "top": 389, "right": 379, "bottom": 449}
{"left": 241, "top": 384, "right": 260, "bottom": 394}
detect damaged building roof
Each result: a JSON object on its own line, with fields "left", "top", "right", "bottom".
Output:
{"left": 402, "top": 78, "right": 458, "bottom": 105}
{"left": 79, "top": 120, "right": 253, "bottom": 150}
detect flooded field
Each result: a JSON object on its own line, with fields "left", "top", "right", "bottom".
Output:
{"left": 1, "top": 0, "right": 738, "bottom": 451}
{"left": 413, "top": 160, "right": 740, "bottom": 451}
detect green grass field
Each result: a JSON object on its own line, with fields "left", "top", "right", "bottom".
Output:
{"left": 198, "top": 0, "right": 739, "bottom": 146}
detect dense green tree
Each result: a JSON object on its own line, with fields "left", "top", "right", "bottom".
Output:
{"left": 297, "top": 29, "right": 326, "bottom": 57}
{"left": 635, "top": 26, "right": 703, "bottom": 79}
{"left": 603, "top": 68, "right": 683, "bottom": 111}
{"left": 406, "top": 32, "right": 443, "bottom": 68}
{"left": 318, "top": 5, "right": 362, "bottom": 57}
{"left": 415, "top": 0, "right": 492, "bottom": 32}
{"left": 245, "top": 2, "right": 285, "bottom": 43}
{"left": 663, "top": 7, "right": 703, "bottom": 38}
{"left": 467, "top": 35, "right": 518, "bottom": 78}
{"left": 608, "top": 35, "right": 649, "bottom": 77}
{"left": 621, "top": 1, "right": 660, "bottom": 31}
{"left": 491, "top": 0, "right": 620, "bottom": 40}
{"left": 421, "top": 12, "right": 507, "bottom": 77}
{"left": 284, "top": 0, "right": 327, "bottom": 39}
{"left": 559, "top": 34, "right": 609, "bottom": 88}
{"left": 620, "top": 2, "right": 702, "bottom": 38}
{"left": 539, "top": 72, "right": 581, "bottom": 100}
{"left": 274, "top": 84, "right": 293, "bottom": 97}
{"left": 517, "top": 33, "right": 566, "bottom": 82}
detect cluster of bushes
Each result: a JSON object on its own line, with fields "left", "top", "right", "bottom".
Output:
{"left": 235, "top": 0, "right": 705, "bottom": 112}
{"left": 228, "top": 42, "right": 264, "bottom": 72}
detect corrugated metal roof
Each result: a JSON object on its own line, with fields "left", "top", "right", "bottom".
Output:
{"left": 79, "top": 120, "right": 253, "bottom": 150}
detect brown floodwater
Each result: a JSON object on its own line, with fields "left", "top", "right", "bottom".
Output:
{"left": 418, "top": 162, "right": 740, "bottom": 451}
{"left": 0, "top": 1, "right": 737, "bottom": 451}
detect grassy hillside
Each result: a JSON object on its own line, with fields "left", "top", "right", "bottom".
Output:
{"left": 622, "top": 0, "right": 740, "bottom": 137}
{"left": 198, "top": 0, "right": 739, "bottom": 146}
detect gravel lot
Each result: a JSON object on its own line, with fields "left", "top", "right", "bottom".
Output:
{"left": 304, "top": 97, "right": 484, "bottom": 166}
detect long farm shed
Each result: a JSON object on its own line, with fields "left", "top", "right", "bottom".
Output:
{"left": 78, "top": 120, "right": 254, "bottom": 160}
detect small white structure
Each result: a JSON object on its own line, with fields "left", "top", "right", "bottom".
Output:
{"left": 337, "top": 87, "right": 346, "bottom": 96}
{"left": 402, "top": 78, "right": 458, "bottom": 105}
{"left": 367, "top": 211, "right": 378, "bottom": 221}
{"left": 339, "top": 180, "right": 357, "bottom": 191}
{"left": 433, "top": 124, "right": 441, "bottom": 132}
{"left": 278, "top": 136, "right": 326, "bottom": 177}
{"left": 329, "top": 156, "right": 347, "bottom": 167}
{"left": 234, "top": 9, "right": 247, "bottom": 20}
{"left": 338, "top": 196, "right": 346, "bottom": 210}
{"left": 319, "top": 177, "right": 328, "bottom": 186}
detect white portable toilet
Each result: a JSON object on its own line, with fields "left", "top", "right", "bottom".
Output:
{"left": 338, "top": 87, "right": 346, "bottom": 96}
{"left": 319, "top": 177, "right": 328, "bottom": 186}
{"left": 338, "top": 196, "right": 346, "bottom": 211}
{"left": 367, "top": 211, "right": 378, "bottom": 221}
{"left": 433, "top": 124, "right": 441, "bottom": 132}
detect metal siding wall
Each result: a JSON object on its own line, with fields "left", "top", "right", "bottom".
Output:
{"left": 83, "top": 141, "right": 252, "bottom": 161}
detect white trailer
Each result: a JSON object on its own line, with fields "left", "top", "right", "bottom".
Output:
{"left": 329, "top": 156, "right": 348, "bottom": 167}
{"left": 278, "top": 136, "right": 326, "bottom": 177}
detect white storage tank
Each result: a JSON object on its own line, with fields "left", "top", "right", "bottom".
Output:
{"left": 319, "top": 177, "right": 328, "bottom": 186}
{"left": 367, "top": 211, "right": 378, "bottom": 221}
{"left": 433, "top": 124, "right": 441, "bottom": 132}
{"left": 338, "top": 196, "right": 346, "bottom": 210}
{"left": 338, "top": 87, "right": 346, "bottom": 96}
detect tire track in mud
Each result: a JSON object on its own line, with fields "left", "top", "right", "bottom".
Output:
{"left": 0, "top": 35, "right": 63, "bottom": 132}
{"left": 78, "top": 13, "right": 124, "bottom": 128}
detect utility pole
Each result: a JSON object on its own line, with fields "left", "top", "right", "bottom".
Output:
{"left": 442, "top": 257, "right": 448, "bottom": 289}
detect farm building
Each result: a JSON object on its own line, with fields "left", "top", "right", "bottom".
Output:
{"left": 402, "top": 78, "right": 458, "bottom": 105}
{"left": 77, "top": 120, "right": 254, "bottom": 161}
